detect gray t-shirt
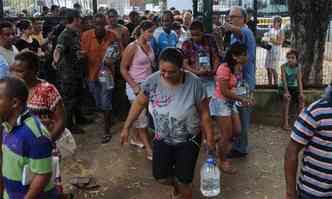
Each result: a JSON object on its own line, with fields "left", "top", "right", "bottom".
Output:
{"left": 142, "top": 71, "right": 207, "bottom": 145}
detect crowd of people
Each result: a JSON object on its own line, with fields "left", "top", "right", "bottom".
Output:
{"left": 0, "top": 3, "right": 331, "bottom": 199}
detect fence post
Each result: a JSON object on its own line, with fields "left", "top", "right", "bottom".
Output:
{"left": 0, "top": 0, "right": 3, "bottom": 18}
{"left": 193, "top": 0, "right": 198, "bottom": 18}
{"left": 203, "top": 0, "right": 213, "bottom": 32}
{"left": 253, "top": 0, "right": 258, "bottom": 36}
{"left": 93, "top": 0, "right": 97, "bottom": 14}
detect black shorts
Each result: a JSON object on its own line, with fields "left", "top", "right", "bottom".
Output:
{"left": 152, "top": 135, "right": 202, "bottom": 185}
{"left": 279, "top": 87, "right": 299, "bottom": 103}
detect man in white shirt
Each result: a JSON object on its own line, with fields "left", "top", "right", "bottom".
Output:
{"left": 0, "top": 21, "right": 18, "bottom": 65}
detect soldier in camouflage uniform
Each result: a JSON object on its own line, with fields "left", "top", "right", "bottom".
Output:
{"left": 53, "top": 9, "right": 85, "bottom": 134}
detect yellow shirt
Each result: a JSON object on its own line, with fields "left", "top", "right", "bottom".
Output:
{"left": 31, "top": 33, "right": 45, "bottom": 45}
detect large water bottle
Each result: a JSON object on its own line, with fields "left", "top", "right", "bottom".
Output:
{"left": 103, "top": 41, "right": 121, "bottom": 67}
{"left": 98, "top": 66, "right": 114, "bottom": 90}
{"left": 235, "top": 80, "right": 250, "bottom": 107}
{"left": 197, "top": 49, "right": 211, "bottom": 71}
{"left": 200, "top": 157, "right": 221, "bottom": 197}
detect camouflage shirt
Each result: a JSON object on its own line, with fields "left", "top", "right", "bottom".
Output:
{"left": 56, "top": 27, "right": 82, "bottom": 77}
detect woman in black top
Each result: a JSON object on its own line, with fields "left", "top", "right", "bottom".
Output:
{"left": 15, "top": 20, "right": 41, "bottom": 54}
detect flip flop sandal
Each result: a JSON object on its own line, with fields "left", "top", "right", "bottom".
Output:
{"left": 70, "top": 177, "right": 100, "bottom": 190}
{"left": 101, "top": 134, "right": 112, "bottom": 144}
{"left": 146, "top": 154, "right": 153, "bottom": 161}
{"left": 130, "top": 139, "right": 145, "bottom": 148}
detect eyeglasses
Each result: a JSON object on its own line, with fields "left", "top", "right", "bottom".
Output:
{"left": 228, "top": 15, "right": 242, "bottom": 19}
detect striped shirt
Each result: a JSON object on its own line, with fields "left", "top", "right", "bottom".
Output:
{"left": 2, "top": 110, "right": 58, "bottom": 199}
{"left": 291, "top": 98, "right": 332, "bottom": 199}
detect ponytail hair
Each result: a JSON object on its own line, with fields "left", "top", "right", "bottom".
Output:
{"left": 132, "top": 20, "right": 154, "bottom": 39}
{"left": 224, "top": 42, "right": 247, "bottom": 73}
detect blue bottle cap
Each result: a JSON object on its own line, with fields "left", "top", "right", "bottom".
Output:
{"left": 206, "top": 158, "right": 215, "bottom": 165}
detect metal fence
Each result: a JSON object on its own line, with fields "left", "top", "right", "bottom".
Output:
{"left": 3, "top": 0, "right": 94, "bottom": 16}
{"left": 212, "top": 0, "right": 332, "bottom": 86}
{"left": 2, "top": 0, "right": 332, "bottom": 85}
{"left": 2, "top": 0, "right": 130, "bottom": 17}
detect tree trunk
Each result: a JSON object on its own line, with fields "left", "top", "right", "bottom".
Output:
{"left": 160, "top": 0, "right": 167, "bottom": 12}
{"left": 288, "top": 0, "right": 331, "bottom": 86}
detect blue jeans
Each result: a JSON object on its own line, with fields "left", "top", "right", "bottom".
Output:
{"left": 232, "top": 106, "right": 252, "bottom": 154}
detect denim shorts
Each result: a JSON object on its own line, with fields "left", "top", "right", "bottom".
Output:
{"left": 88, "top": 80, "right": 113, "bottom": 111}
{"left": 209, "top": 97, "right": 238, "bottom": 117}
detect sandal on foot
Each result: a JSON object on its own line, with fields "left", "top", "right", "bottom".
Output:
{"left": 130, "top": 139, "right": 145, "bottom": 148}
{"left": 69, "top": 176, "right": 99, "bottom": 190}
{"left": 146, "top": 153, "right": 153, "bottom": 161}
{"left": 145, "top": 150, "right": 153, "bottom": 161}
{"left": 101, "top": 134, "right": 112, "bottom": 144}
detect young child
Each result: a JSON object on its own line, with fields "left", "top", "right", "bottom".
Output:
{"left": 279, "top": 49, "right": 304, "bottom": 130}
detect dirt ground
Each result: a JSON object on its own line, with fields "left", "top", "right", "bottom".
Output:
{"left": 61, "top": 115, "right": 290, "bottom": 199}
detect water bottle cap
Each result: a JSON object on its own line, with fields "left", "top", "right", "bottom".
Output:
{"left": 206, "top": 158, "right": 215, "bottom": 164}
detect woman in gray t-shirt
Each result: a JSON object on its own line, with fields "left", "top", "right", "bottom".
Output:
{"left": 120, "top": 48, "right": 215, "bottom": 199}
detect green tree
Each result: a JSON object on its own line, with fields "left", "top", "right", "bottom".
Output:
{"left": 288, "top": 0, "right": 332, "bottom": 85}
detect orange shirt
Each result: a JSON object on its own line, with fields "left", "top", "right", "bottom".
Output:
{"left": 80, "top": 30, "right": 118, "bottom": 80}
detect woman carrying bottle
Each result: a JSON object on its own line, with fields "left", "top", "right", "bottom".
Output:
{"left": 120, "top": 48, "right": 215, "bottom": 199}
{"left": 121, "top": 20, "right": 155, "bottom": 160}
{"left": 209, "top": 42, "right": 252, "bottom": 174}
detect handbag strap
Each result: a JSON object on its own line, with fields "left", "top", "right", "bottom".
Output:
{"left": 135, "top": 41, "right": 155, "bottom": 69}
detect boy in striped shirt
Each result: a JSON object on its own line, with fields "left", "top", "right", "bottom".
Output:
{"left": 0, "top": 77, "right": 58, "bottom": 199}
{"left": 285, "top": 83, "right": 332, "bottom": 199}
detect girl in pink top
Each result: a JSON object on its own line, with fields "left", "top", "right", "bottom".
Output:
{"left": 210, "top": 42, "right": 252, "bottom": 174}
{"left": 121, "top": 20, "right": 156, "bottom": 160}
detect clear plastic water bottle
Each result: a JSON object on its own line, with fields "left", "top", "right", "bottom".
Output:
{"left": 235, "top": 81, "right": 250, "bottom": 107}
{"left": 200, "top": 157, "right": 221, "bottom": 197}
{"left": 104, "top": 41, "right": 121, "bottom": 63}
{"left": 98, "top": 66, "right": 114, "bottom": 90}
{"left": 197, "top": 49, "right": 211, "bottom": 71}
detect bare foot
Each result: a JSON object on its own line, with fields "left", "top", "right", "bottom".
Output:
{"left": 219, "top": 160, "right": 238, "bottom": 175}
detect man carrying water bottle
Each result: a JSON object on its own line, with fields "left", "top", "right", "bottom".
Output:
{"left": 80, "top": 13, "right": 119, "bottom": 143}
{"left": 223, "top": 6, "right": 256, "bottom": 157}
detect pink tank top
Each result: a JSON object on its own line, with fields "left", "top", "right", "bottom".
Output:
{"left": 214, "top": 64, "right": 237, "bottom": 100}
{"left": 129, "top": 41, "right": 155, "bottom": 82}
